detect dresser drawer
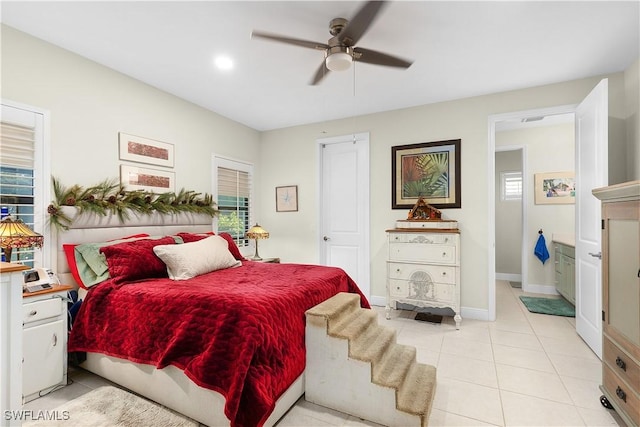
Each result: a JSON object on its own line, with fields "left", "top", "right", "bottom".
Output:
{"left": 604, "top": 337, "right": 640, "bottom": 393}
{"left": 389, "top": 233, "right": 456, "bottom": 245}
{"left": 389, "top": 243, "right": 456, "bottom": 264}
{"left": 388, "top": 279, "right": 456, "bottom": 305}
{"left": 603, "top": 364, "right": 640, "bottom": 426}
{"left": 23, "top": 298, "right": 63, "bottom": 325}
{"left": 388, "top": 280, "right": 409, "bottom": 298}
{"left": 388, "top": 262, "right": 456, "bottom": 285}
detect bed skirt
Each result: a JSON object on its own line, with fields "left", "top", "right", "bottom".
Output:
{"left": 80, "top": 352, "right": 305, "bottom": 426}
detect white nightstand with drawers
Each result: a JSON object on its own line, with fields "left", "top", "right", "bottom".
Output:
{"left": 22, "top": 284, "right": 72, "bottom": 403}
{"left": 386, "top": 228, "right": 461, "bottom": 329}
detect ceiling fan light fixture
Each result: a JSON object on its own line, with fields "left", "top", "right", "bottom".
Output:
{"left": 325, "top": 51, "right": 352, "bottom": 71}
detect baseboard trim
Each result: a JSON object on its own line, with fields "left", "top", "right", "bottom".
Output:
{"left": 461, "top": 306, "right": 490, "bottom": 321}
{"left": 524, "top": 283, "right": 560, "bottom": 295}
{"left": 369, "top": 295, "right": 387, "bottom": 307}
{"left": 496, "top": 273, "right": 522, "bottom": 282}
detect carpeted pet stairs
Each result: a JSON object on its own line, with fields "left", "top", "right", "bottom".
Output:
{"left": 305, "top": 293, "right": 436, "bottom": 427}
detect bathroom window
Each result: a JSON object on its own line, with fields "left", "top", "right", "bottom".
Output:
{"left": 501, "top": 171, "right": 522, "bottom": 201}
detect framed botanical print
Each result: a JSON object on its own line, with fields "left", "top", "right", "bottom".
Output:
{"left": 276, "top": 185, "right": 298, "bottom": 212}
{"left": 392, "top": 139, "right": 461, "bottom": 209}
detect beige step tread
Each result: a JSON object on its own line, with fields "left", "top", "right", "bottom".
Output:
{"left": 306, "top": 292, "right": 360, "bottom": 320}
{"left": 372, "top": 343, "right": 416, "bottom": 389}
{"left": 397, "top": 362, "right": 437, "bottom": 416}
{"left": 350, "top": 323, "right": 395, "bottom": 362}
{"left": 330, "top": 308, "right": 378, "bottom": 340}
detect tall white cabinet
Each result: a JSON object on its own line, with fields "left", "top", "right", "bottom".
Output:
{"left": 385, "top": 228, "right": 461, "bottom": 329}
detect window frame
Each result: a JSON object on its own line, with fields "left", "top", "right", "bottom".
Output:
{"left": 212, "top": 155, "right": 254, "bottom": 248}
{"left": 500, "top": 171, "right": 523, "bottom": 201}
{"left": 0, "top": 101, "right": 50, "bottom": 267}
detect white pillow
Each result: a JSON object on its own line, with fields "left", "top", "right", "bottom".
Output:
{"left": 153, "top": 235, "right": 241, "bottom": 280}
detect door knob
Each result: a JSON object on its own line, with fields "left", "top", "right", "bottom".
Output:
{"left": 588, "top": 252, "right": 602, "bottom": 259}
{"left": 323, "top": 236, "right": 330, "bottom": 241}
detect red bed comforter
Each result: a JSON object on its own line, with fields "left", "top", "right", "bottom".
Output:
{"left": 68, "top": 261, "right": 369, "bottom": 427}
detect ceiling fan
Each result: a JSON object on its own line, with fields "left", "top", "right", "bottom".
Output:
{"left": 251, "top": 1, "right": 413, "bottom": 85}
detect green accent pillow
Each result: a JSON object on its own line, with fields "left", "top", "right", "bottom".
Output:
{"left": 73, "top": 235, "right": 183, "bottom": 287}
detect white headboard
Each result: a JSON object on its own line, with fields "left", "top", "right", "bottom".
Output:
{"left": 53, "top": 206, "right": 214, "bottom": 288}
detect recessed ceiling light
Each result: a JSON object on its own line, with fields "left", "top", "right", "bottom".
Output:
{"left": 214, "top": 55, "right": 234, "bottom": 71}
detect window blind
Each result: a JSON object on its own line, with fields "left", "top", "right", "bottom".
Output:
{"left": 501, "top": 171, "right": 522, "bottom": 201}
{"left": 0, "top": 121, "right": 37, "bottom": 263}
{"left": 214, "top": 158, "right": 253, "bottom": 246}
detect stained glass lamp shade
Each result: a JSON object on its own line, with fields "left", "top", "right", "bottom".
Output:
{"left": 245, "top": 223, "right": 269, "bottom": 261}
{"left": 0, "top": 216, "right": 44, "bottom": 262}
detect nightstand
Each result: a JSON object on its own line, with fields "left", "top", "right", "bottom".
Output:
{"left": 254, "top": 257, "right": 280, "bottom": 263}
{"left": 22, "top": 284, "right": 72, "bottom": 403}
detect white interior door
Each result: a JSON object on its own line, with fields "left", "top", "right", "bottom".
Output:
{"left": 318, "top": 133, "right": 370, "bottom": 299}
{"left": 575, "top": 79, "right": 608, "bottom": 359}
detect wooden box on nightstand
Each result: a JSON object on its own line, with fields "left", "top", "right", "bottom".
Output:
{"left": 22, "top": 284, "right": 72, "bottom": 403}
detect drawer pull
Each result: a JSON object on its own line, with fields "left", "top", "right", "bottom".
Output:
{"left": 442, "top": 252, "right": 447, "bottom": 257}
{"left": 615, "top": 356, "right": 626, "bottom": 371}
{"left": 29, "top": 310, "right": 37, "bottom": 317}
{"left": 441, "top": 272, "right": 447, "bottom": 276}
{"left": 52, "top": 333, "right": 58, "bottom": 347}
{"left": 615, "top": 386, "right": 626, "bottom": 402}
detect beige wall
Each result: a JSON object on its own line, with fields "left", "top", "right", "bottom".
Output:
{"left": 1, "top": 25, "right": 261, "bottom": 198}
{"left": 496, "top": 124, "right": 575, "bottom": 290}
{"left": 625, "top": 59, "right": 639, "bottom": 180}
{"left": 259, "top": 76, "right": 627, "bottom": 315}
{"left": 3, "top": 24, "right": 636, "bottom": 318}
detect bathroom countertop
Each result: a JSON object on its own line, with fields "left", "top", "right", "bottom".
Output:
{"left": 552, "top": 233, "right": 575, "bottom": 247}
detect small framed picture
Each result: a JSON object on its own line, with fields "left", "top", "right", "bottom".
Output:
{"left": 534, "top": 171, "right": 575, "bottom": 204}
{"left": 276, "top": 185, "right": 298, "bottom": 212}
{"left": 120, "top": 165, "right": 175, "bottom": 193}
{"left": 119, "top": 132, "right": 174, "bottom": 168}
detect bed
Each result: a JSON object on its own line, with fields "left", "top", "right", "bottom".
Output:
{"left": 54, "top": 207, "right": 369, "bottom": 427}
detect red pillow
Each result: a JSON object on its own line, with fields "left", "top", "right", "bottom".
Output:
{"left": 176, "top": 232, "right": 214, "bottom": 243}
{"left": 63, "top": 234, "right": 151, "bottom": 289}
{"left": 219, "top": 232, "right": 246, "bottom": 261}
{"left": 100, "top": 236, "right": 176, "bottom": 283}
{"left": 63, "top": 244, "right": 86, "bottom": 288}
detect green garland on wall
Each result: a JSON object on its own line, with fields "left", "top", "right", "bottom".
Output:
{"left": 48, "top": 177, "right": 218, "bottom": 230}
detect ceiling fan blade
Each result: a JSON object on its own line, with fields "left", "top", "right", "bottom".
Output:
{"left": 353, "top": 47, "right": 413, "bottom": 68}
{"left": 310, "top": 61, "right": 331, "bottom": 85}
{"left": 338, "top": 1, "right": 387, "bottom": 46}
{"left": 251, "top": 31, "right": 329, "bottom": 50}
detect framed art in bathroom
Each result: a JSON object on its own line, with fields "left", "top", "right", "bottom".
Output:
{"left": 534, "top": 171, "right": 575, "bottom": 204}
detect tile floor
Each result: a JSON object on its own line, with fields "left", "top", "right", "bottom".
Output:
{"left": 24, "top": 280, "right": 625, "bottom": 426}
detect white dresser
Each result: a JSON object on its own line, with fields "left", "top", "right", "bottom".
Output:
{"left": 385, "top": 228, "right": 461, "bottom": 329}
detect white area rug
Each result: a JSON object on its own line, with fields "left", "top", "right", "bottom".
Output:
{"left": 24, "top": 386, "right": 198, "bottom": 427}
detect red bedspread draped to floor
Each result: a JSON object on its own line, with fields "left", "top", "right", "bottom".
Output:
{"left": 68, "top": 261, "right": 369, "bottom": 427}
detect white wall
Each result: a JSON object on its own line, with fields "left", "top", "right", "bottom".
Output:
{"left": 259, "top": 76, "right": 627, "bottom": 316}
{"left": 1, "top": 25, "right": 261, "bottom": 199}
{"left": 625, "top": 59, "right": 639, "bottom": 180}
{"left": 3, "top": 24, "right": 635, "bottom": 318}
{"left": 496, "top": 123, "right": 575, "bottom": 289}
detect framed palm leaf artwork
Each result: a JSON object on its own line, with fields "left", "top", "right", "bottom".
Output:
{"left": 392, "top": 139, "right": 461, "bottom": 209}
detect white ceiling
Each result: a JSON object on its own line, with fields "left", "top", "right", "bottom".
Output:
{"left": 1, "top": 1, "right": 638, "bottom": 131}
